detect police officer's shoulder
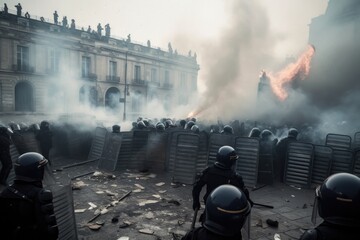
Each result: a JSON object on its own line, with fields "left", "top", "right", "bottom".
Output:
{"left": 38, "top": 189, "right": 53, "bottom": 203}
{"left": 300, "top": 229, "right": 318, "bottom": 240}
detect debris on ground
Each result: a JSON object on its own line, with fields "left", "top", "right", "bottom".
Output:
{"left": 138, "top": 199, "right": 159, "bottom": 206}
{"left": 88, "top": 202, "right": 97, "bottom": 210}
{"left": 274, "top": 233, "right": 281, "bottom": 240}
{"left": 139, "top": 228, "right": 154, "bottom": 235}
{"left": 302, "top": 203, "right": 307, "bottom": 209}
{"left": 134, "top": 184, "right": 145, "bottom": 189}
{"left": 256, "top": 219, "right": 263, "bottom": 227}
{"left": 72, "top": 181, "right": 88, "bottom": 190}
{"left": 74, "top": 208, "right": 87, "bottom": 213}
{"left": 266, "top": 219, "right": 279, "bottom": 228}
{"left": 87, "top": 223, "right": 102, "bottom": 231}
{"left": 117, "top": 237, "right": 129, "bottom": 240}
{"left": 168, "top": 199, "right": 180, "bottom": 206}
{"left": 156, "top": 182, "right": 165, "bottom": 186}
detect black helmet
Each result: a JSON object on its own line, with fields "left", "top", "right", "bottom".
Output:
{"left": 156, "top": 122, "right": 165, "bottom": 131}
{"left": 19, "top": 122, "right": 29, "bottom": 131}
{"left": 143, "top": 119, "right": 150, "bottom": 127}
{"left": 179, "top": 119, "right": 187, "bottom": 128}
{"left": 204, "top": 185, "right": 251, "bottom": 237}
{"left": 190, "top": 125, "right": 200, "bottom": 134}
{"left": 165, "top": 119, "right": 174, "bottom": 128}
{"left": 14, "top": 152, "right": 48, "bottom": 182}
{"left": 288, "top": 128, "right": 298, "bottom": 139}
{"left": 40, "top": 120, "right": 50, "bottom": 130}
{"left": 312, "top": 173, "right": 360, "bottom": 227}
{"left": 185, "top": 121, "right": 195, "bottom": 130}
{"left": 9, "top": 122, "right": 20, "bottom": 131}
{"left": 221, "top": 125, "right": 234, "bottom": 135}
{"left": 248, "top": 127, "right": 261, "bottom": 138}
{"left": 137, "top": 121, "right": 146, "bottom": 129}
{"left": 112, "top": 124, "right": 121, "bottom": 133}
{"left": 260, "top": 129, "right": 273, "bottom": 140}
{"left": 215, "top": 146, "right": 238, "bottom": 169}
{"left": 190, "top": 117, "right": 197, "bottom": 123}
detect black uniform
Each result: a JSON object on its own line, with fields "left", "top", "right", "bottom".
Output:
{"left": 36, "top": 127, "right": 53, "bottom": 161}
{"left": 300, "top": 221, "right": 358, "bottom": 240}
{"left": 0, "top": 128, "right": 12, "bottom": 185}
{"left": 192, "top": 165, "right": 251, "bottom": 223}
{"left": 182, "top": 227, "right": 243, "bottom": 240}
{"left": 0, "top": 181, "right": 58, "bottom": 240}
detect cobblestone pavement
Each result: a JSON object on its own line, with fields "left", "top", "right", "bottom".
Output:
{"left": 49, "top": 158, "right": 316, "bottom": 240}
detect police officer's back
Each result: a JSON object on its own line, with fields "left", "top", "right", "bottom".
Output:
{"left": 192, "top": 146, "right": 252, "bottom": 220}
{"left": 300, "top": 173, "right": 360, "bottom": 240}
{"left": 0, "top": 126, "right": 12, "bottom": 186}
{"left": 0, "top": 152, "right": 58, "bottom": 240}
{"left": 183, "top": 185, "right": 251, "bottom": 240}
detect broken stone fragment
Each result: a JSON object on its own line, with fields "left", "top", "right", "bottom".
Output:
{"left": 134, "top": 184, "right": 145, "bottom": 189}
{"left": 155, "top": 182, "right": 165, "bottom": 186}
{"left": 74, "top": 209, "right": 86, "bottom": 213}
{"left": 117, "top": 237, "right": 129, "bottom": 240}
{"left": 87, "top": 223, "right": 102, "bottom": 230}
{"left": 139, "top": 228, "right": 154, "bottom": 235}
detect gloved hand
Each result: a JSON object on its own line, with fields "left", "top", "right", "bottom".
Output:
{"left": 193, "top": 201, "right": 200, "bottom": 211}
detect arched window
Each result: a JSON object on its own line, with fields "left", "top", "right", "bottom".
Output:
{"left": 105, "top": 87, "right": 121, "bottom": 109}
{"left": 15, "top": 82, "right": 34, "bottom": 111}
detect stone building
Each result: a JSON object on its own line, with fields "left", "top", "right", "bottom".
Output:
{"left": 0, "top": 7, "right": 199, "bottom": 120}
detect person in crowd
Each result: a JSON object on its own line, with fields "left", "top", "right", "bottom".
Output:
{"left": 221, "top": 125, "right": 234, "bottom": 135}
{"left": 15, "top": 3, "right": 22, "bottom": 16}
{"left": 300, "top": 173, "right": 360, "bottom": 240}
{"left": 0, "top": 152, "right": 59, "bottom": 239}
{"left": 192, "top": 145, "right": 253, "bottom": 223}
{"left": 3, "top": 3, "right": 8, "bottom": 14}
{"left": 248, "top": 127, "right": 261, "bottom": 138}
{"left": 0, "top": 126, "right": 12, "bottom": 186}
{"left": 53, "top": 10, "right": 58, "bottom": 24}
{"left": 35, "top": 121, "right": 53, "bottom": 164}
{"left": 183, "top": 184, "right": 251, "bottom": 240}
{"left": 275, "top": 128, "right": 298, "bottom": 182}
{"left": 112, "top": 124, "right": 120, "bottom": 133}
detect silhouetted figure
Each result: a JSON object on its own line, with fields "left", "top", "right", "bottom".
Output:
{"left": 105, "top": 23, "right": 110, "bottom": 37}
{"left": 70, "top": 19, "right": 75, "bottom": 29}
{"left": 62, "top": 16, "right": 68, "bottom": 28}
{"left": 35, "top": 121, "right": 53, "bottom": 165}
{"left": 4, "top": 3, "right": 8, "bottom": 14}
{"left": 97, "top": 23, "right": 103, "bottom": 36}
{"left": 40, "top": 16, "right": 44, "bottom": 22}
{"left": 0, "top": 152, "right": 59, "bottom": 239}
{"left": 53, "top": 11, "right": 58, "bottom": 24}
{"left": 24, "top": 11, "right": 30, "bottom": 18}
{"left": 0, "top": 127, "right": 12, "bottom": 186}
{"left": 168, "top": 42, "right": 173, "bottom": 54}
{"left": 147, "top": 40, "right": 151, "bottom": 48}
{"left": 15, "top": 3, "right": 22, "bottom": 16}
{"left": 87, "top": 25, "right": 91, "bottom": 32}
{"left": 127, "top": 34, "right": 131, "bottom": 42}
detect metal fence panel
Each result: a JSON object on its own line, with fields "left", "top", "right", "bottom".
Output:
{"left": 98, "top": 133, "right": 123, "bottom": 172}
{"left": 284, "top": 142, "right": 314, "bottom": 188}
{"left": 50, "top": 183, "right": 78, "bottom": 240}
{"left": 311, "top": 145, "right": 332, "bottom": 185}
{"left": 166, "top": 130, "right": 186, "bottom": 173}
{"left": 354, "top": 132, "right": 360, "bottom": 150}
{"left": 129, "top": 130, "right": 150, "bottom": 171}
{"left": 235, "top": 137, "right": 259, "bottom": 188}
{"left": 116, "top": 131, "right": 133, "bottom": 170}
{"left": 172, "top": 133, "right": 199, "bottom": 185}
{"left": 87, "top": 127, "right": 107, "bottom": 161}
{"left": 325, "top": 133, "right": 352, "bottom": 150}
{"left": 196, "top": 132, "right": 209, "bottom": 173}
{"left": 147, "top": 132, "right": 169, "bottom": 172}
{"left": 207, "top": 134, "right": 235, "bottom": 166}
{"left": 11, "top": 131, "right": 39, "bottom": 154}
{"left": 353, "top": 151, "right": 360, "bottom": 177}
{"left": 330, "top": 149, "right": 354, "bottom": 174}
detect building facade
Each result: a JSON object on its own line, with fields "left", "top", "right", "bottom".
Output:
{"left": 0, "top": 7, "right": 199, "bottom": 120}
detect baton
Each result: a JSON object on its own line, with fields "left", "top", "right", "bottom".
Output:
{"left": 253, "top": 202, "right": 274, "bottom": 209}
{"left": 191, "top": 208, "right": 199, "bottom": 230}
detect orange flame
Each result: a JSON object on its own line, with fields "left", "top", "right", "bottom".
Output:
{"left": 268, "top": 45, "right": 315, "bottom": 101}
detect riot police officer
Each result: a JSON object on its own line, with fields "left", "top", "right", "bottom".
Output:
{"left": 0, "top": 126, "right": 12, "bottom": 186}
{"left": 221, "top": 125, "right": 234, "bottom": 135}
{"left": 275, "top": 128, "right": 298, "bottom": 182}
{"left": 183, "top": 184, "right": 251, "bottom": 240}
{"left": 35, "top": 121, "right": 53, "bottom": 163}
{"left": 192, "top": 146, "right": 252, "bottom": 223}
{"left": 112, "top": 124, "right": 121, "bottom": 133}
{"left": 248, "top": 127, "right": 261, "bottom": 138}
{"left": 300, "top": 173, "right": 360, "bottom": 240}
{"left": 0, "top": 152, "right": 59, "bottom": 239}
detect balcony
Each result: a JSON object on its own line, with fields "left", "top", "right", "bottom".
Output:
{"left": 82, "top": 73, "right": 97, "bottom": 81}
{"left": 106, "top": 75, "right": 120, "bottom": 82}
{"left": 12, "top": 64, "right": 35, "bottom": 73}
{"left": 132, "top": 79, "right": 147, "bottom": 85}
{"left": 148, "top": 81, "right": 160, "bottom": 87}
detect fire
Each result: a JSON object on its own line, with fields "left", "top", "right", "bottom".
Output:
{"left": 268, "top": 45, "right": 315, "bottom": 101}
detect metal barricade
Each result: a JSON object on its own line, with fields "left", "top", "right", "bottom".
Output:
{"left": 172, "top": 133, "right": 200, "bottom": 185}
{"left": 311, "top": 145, "right": 332, "bottom": 185}
{"left": 97, "top": 132, "right": 123, "bottom": 172}
{"left": 353, "top": 150, "right": 360, "bottom": 177}
{"left": 284, "top": 142, "right": 314, "bottom": 188}
{"left": 166, "top": 130, "right": 186, "bottom": 173}
{"left": 354, "top": 132, "right": 360, "bottom": 150}
{"left": 87, "top": 127, "right": 107, "bottom": 161}
{"left": 129, "top": 130, "right": 150, "bottom": 171}
{"left": 147, "top": 132, "right": 168, "bottom": 172}
{"left": 235, "top": 137, "right": 259, "bottom": 188}
{"left": 207, "top": 133, "right": 235, "bottom": 166}
{"left": 11, "top": 131, "right": 39, "bottom": 154}
{"left": 330, "top": 149, "right": 354, "bottom": 174}
{"left": 196, "top": 131, "right": 209, "bottom": 173}
{"left": 325, "top": 133, "right": 352, "bottom": 150}
{"left": 116, "top": 131, "right": 133, "bottom": 170}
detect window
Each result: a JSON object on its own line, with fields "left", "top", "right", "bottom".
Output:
{"left": 17, "top": 46, "right": 29, "bottom": 71}
{"left": 180, "top": 72, "right": 186, "bottom": 89}
{"left": 151, "top": 68, "right": 157, "bottom": 82}
{"left": 165, "top": 70, "right": 170, "bottom": 85}
{"left": 49, "top": 49, "right": 60, "bottom": 73}
{"left": 135, "top": 65, "right": 141, "bottom": 80}
{"left": 82, "top": 56, "right": 91, "bottom": 77}
{"left": 109, "top": 61, "right": 117, "bottom": 77}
